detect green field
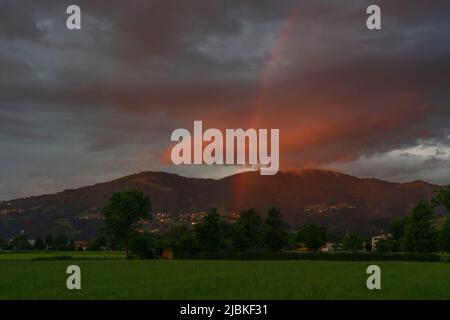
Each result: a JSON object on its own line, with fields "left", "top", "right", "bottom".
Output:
{"left": 0, "top": 251, "right": 125, "bottom": 261}
{"left": 0, "top": 251, "right": 449, "bottom": 299}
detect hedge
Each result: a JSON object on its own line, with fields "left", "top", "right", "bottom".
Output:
{"left": 173, "top": 251, "right": 442, "bottom": 262}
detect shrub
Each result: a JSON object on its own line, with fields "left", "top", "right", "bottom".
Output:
{"left": 129, "top": 235, "right": 156, "bottom": 259}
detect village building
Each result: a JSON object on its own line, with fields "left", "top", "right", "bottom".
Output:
{"left": 371, "top": 234, "right": 391, "bottom": 251}
{"left": 73, "top": 241, "right": 89, "bottom": 251}
{"left": 320, "top": 243, "right": 337, "bottom": 252}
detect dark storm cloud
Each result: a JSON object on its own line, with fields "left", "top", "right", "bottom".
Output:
{"left": 0, "top": 0, "right": 45, "bottom": 40}
{"left": 1, "top": 0, "right": 450, "bottom": 199}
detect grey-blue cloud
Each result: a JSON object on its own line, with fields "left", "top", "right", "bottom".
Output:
{"left": 1, "top": 0, "right": 450, "bottom": 199}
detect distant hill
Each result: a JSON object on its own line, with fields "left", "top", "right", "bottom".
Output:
{"left": 0, "top": 169, "right": 440, "bottom": 240}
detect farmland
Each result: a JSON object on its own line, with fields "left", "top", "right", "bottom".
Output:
{"left": 0, "top": 251, "right": 449, "bottom": 299}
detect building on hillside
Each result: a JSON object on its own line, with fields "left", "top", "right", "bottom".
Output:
{"left": 371, "top": 234, "right": 390, "bottom": 251}
{"left": 154, "top": 212, "right": 169, "bottom": 223}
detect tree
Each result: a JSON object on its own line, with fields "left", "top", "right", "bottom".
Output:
{"left": 103, "top": 189, "right": 152, "bottom": 258}
{"left": 432, "top": 186, "right": 450, "bottom": 211}
{"left": 129, "top": 234, "right": 154, "bottom": 259}
{"left": 175, "top": 232, "right": 199, "bottom": 254}
{"left": 296, "top": 224, "right": 327, "bottom": 252}
{"left": 45, "top": 234, "right": 54, "bottom": 250}
{"left": 375, "top": 238, "right": 394, "bottom": 252}
{"left": 161, "top": 223, "right": 199, "bottom": 254}
{"left": 403, "top": 201, "right": 437, "bottom": 253}
{"left": 34, "top": 237, "right": 45, "bottom": 250}
{"left": 54, "top": 234, "right": 69, "bottom": 250}
{"left": 342, "top": 234, "right": 364, "bottom": 253}
{"left": 389, "top": 217, "right": 408, "bottom": 251}
{"left": 195, "top": 208, "right": 225, "bottom": 252}
{"left": 264, "top": 208, "right": 288, "bottom": 252}
{"left": 89, "top": 237, "right": 108, "bottom": 251}
{"left": 364, "top": 237, "right": 372, "bottom": 252}
{"left": 232, "top": 209, "right": 263, "bottom": 251}
{"left": 13, "top": 231, "right": 32, "bottom": 250}
{"left": 439, "top": 216, "right": 450, "bottom": 253}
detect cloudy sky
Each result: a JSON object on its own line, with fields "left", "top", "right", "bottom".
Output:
{"left": 1, "top": 0, "right": 449, "bottom": 200}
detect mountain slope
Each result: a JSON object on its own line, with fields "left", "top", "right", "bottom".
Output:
{"left": 0, "top": 169, "right": 439, "bottom": 239}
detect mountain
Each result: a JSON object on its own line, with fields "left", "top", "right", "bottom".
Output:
{"left": 0, "top": 169, "right": 440, "bottom": 240}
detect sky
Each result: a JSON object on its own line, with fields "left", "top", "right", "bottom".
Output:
{"left": 0, "top": 0, "right": 450, "bottom": 200}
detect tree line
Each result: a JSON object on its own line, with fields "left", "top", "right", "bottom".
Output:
{"left": 0, "top": 232, "right": 110, "bottom": 251}
{"left": 102, "top": 186, "right": 450, "bottom": 258}
{"left": 1, "top": 186, "right": 449, "bottom": 257}
{"left": 376, "top": 186, "right": 450, "bottom": 253}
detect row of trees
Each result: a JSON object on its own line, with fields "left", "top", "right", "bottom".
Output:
{"left": 183, "top": 208, "right": 290, "bottom": 253}
{"left": 128, "top": 209, "right": 373, "bottom": 257}
{"left": 103, "top": 188, "right": 450, "bottom": 257}
{"left": 121, "top": 207, "right": 294, "bottom": 258}
{"left": 295, "top": 224, "right": 369, "bottom": 253}
{"left": 101, "top": 190, "right": 371, "bottom": 257}
{"left": 376, "top": 186, "right": 450, "bottom": 253}
{"left": 0, "top": 233, "right": 70, "bottom": 251}
{"left": 0, "top": 232, "right": 110, "bottom": 251}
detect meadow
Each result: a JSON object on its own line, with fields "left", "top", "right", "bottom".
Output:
{"left": 0, "top": 251, "right": 449, "bottom": 299}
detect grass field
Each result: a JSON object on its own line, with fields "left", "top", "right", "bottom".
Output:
{"left": 0, "top": 251, "right": 125, "bottom": 261}
{"left": 0, "top": 251, "right": 449, "bottom": 299}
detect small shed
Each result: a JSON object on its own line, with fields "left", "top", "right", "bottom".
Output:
{"left": 156, "top": 247, "right": 173, "bottom": 260}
